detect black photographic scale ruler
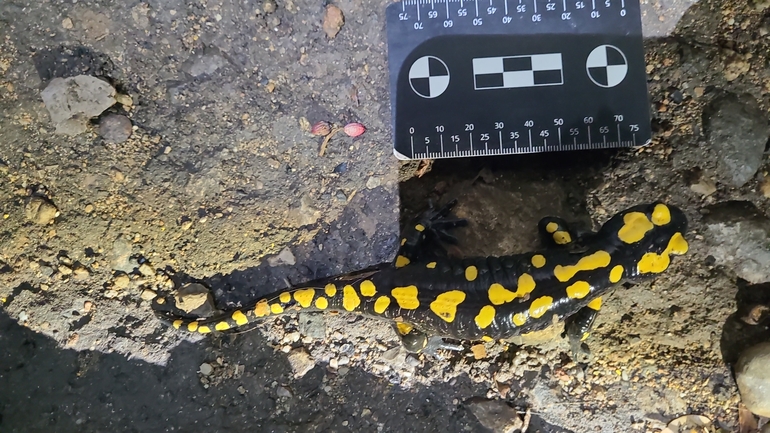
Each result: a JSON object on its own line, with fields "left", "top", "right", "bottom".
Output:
{"left": 386, "top": 0, "right": 651, "bottom": 160}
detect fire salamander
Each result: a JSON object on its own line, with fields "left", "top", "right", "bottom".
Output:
{"left": 153, "top": 201, "right": 688, "bottom": 354}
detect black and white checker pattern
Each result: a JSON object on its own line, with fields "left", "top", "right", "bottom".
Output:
{"left": 408, "top": 56, "right": 450, "bottom": 98}
{"left": 586, "top": 45, "right": 628, "bottom": 88}
{"left": 472, "top": 53, "right": 563, "bottom": 90}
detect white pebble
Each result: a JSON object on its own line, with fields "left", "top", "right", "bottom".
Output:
{"left": 199, "top": 363, "right": 213, "bottom": 376}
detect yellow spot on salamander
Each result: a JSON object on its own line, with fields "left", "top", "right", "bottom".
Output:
{"left": 430, "top": 290, "right": 466, "bottom": 323}
{"left": 465, "top": 265, "right": 478, "bottom": 281}
{"left": 587, "top": 297, "right": 603, "bottom": 311}
{"left": 609, "top": 265, "right": 624, "bottom": 283}
{"left": 391, "top": 285, "right": 420, "bottom": 310}
{"left": 172, "top": 319, "right": 183, "bottom": 329}
{"left": 198, "top": 326, "right": 211, "bottom": 334}
{"left": 187, "top": 321, "right": 199, "bottom": 332}
{"left": 325, "top": 284, "right": 337, "bottom": 297}
{"left": 396, "top": 322, "right": 414, "bottom": 335}
{"left": 255, "top": 300, "right": 270, "bottom": 317}
{"left": 553, "top": 250, "right": 611, "bottom": 282}
{"left": 638, "top": 232, "right": 689, "bottom": 274}
{"left": 481, "top": 336, "right": 494, "bottom": 342}
{"left": 342, "top": 285, "right": 361, "bottom": 311}
{"left": 270, "top": 303, "right": 284, "bottom": 314}
{"left": 531, "top": 254, "right": 546, "bottom": 268}
{"left": 426, "top": 262, "right": 437, "bottom": 269}
{"left": 488, "top": 274, "right": 536, "bottom": 305}
{"left": 651, "top": 203, "right": 671, "bottom": 226}
{"left": 529, "top": 296, "right": 553, "bottom": 319}
{"left": 374, "top": 295, "right": 391, "bottom": 314}
{"left": 232, "top": 310, "right": 248, "bottom": 326}
{"left": 215, "top": 321, "right": 230, "bottom": 331}
{"left": 475, "top": 305, "right": 496, "bottom": 329}
{"left": 359, "top": 280, "right": 377, "bottom": 297}
{"left": 566, "top": 281, "right": 591, "bottom": 299}
{"left": 400, "top": 238, "right": 407, "bottom": 246}
{"left": 293, "top": 288, "right": 315, "bottom": 308}
{"left": 279, "top": 292, "right": 291, "bottom": 303}
{"left": 415, "top": 224, "right": 425, "bottom": 232}
{"left": 395, "top": 255, "right": 411, "bottom": 268}
{"left": 488, "top": 283, "right": 516, "bottom": 305}
{"left": 581, "top": 332, "right": 590, "bottom": 341}
{"left": 517, "top": 273, "right": 536, "bottom": 296}
{"left": 315, "top": 297, "right": 328, "bottom": 310}
{"left": 553, "top": 231, "right": 572, "bottom": 245}
{"left": 668, "top": 232, "right": 689, "bottom": 254}
{"left": 545, "top": 222, "right": 559, "bottom": 233}
{"left": 512, "top": 313, "right": 527, "bottom": 326}
{"left": 617, "top": 212, "right": 654, "bottom": 244}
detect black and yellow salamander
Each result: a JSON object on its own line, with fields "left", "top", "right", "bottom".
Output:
{"left": 153, "top": 201, "right": 688, "bottom": 354}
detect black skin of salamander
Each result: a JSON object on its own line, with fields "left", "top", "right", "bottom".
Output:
{"left": 153, "top": 201, "right": 688, "bottom": 348}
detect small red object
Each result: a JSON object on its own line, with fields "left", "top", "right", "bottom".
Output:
{"left": 343, "top": 122, "right": 366, "bottom": 137}
{"left": 311, "top": 121, "right": 332, "bottom": 136}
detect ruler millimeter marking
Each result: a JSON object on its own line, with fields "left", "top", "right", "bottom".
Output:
{"left": 386, "top": 0, "right": 651, "bottom": 160}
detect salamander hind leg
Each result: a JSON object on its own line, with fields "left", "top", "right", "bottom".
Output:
{"left": 564, "top": 297, "right": 603, "bottom": 363}
{"left": 392, "top": 322, "right": 462, "bottom": 359}
{"left": 395, "top": 199, "right": 468, "bottom": 267}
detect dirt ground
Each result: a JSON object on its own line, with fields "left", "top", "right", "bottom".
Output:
{"left": 1, "top": 0, "right": 770, "bottom": 432}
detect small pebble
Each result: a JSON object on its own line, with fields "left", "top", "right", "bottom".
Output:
{"left": 276, "top": 386, "right": 292, "bottom": 398}
{"left": 58, "top": 265, "right": 73, "bottom": 276}
{"left": 322, "top": 4, "right": 345, "bottom": 38}
{"left": 84, "top": 204, "right": 94, "bottom": 213}
{"left": 99, "top": 114, "right": 133, "bottom": 144}
{"left": 73, "top": 266, "right": 90, "bottom": 280}
{"left": 113, "top": 273, "right": 131, "bottom": 289}
{"left": 140, "top": 289, "right": 157, "bottom": 301}
{"left": 180, "top": 220, "right": 193, "bottom": 231}
{"left": 83, "top": 301, "right": 93, "bottom": 312}
{"left": 62, "top": 17, "right": 73, "bottom": 29}
{"left": 25, "top": 196, "right": 59, "bottom": 225}
{"left": 237, "top": 386, "right": 247, "bottom": 395}
{"left": 199, "top": 363, "right": 213, "bottom": 376}
{"left": 40, "top": 266, "right": 55, "bottom": 277}
{"left": 138, "top": 262, "right": 154, "bottom": 277}
{"left": 18, "top": 311, "right": 28, "bottom": 322}
{"left": 114, "top": 93, "right": 133, "bottom": 107}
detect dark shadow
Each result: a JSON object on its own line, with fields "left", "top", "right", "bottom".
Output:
{"left": 0, "top": 308, "right": 570, "bottom": 433}
{"left": 720, "top": 280, "right": 770, "bottom": 366}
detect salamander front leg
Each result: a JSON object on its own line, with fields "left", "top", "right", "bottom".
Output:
{"left": 537, "top": 216, "right": 578, "bottom": 248}
{"left": 564, "top": 297, "right": 603, "bottom": 362}
{"left": 395, "top": 199, "right": 468, "bottom": 267}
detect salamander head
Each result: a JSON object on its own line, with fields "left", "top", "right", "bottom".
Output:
{"left": 599, "top": 202, "right": 689, "bottom": 277}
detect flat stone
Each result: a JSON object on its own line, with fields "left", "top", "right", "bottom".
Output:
{"left": 25, "top": 196, "right": 59, "bottom": 225}
{"left": 466, "top": 398, "right": 524, "bottom": 433}
{"left": 704, "top": 202, "right": 770, "bottom": 284}
{"left": 174, "top": 283, "right": 216, "bottom": 316}
{"left": 40, "top": 75, "right": 116, "bottom": 135}
{"left": 299, "top": 312, "right": 326, "bottom": 340}
{"left": 703, "top": 93, "right": 770, "bottom": 188}
{"left": 735, "top": 342, "right": 770, "bottom": 417}
{"left": 98, "top": 114, "right": 132, "bottom": 143}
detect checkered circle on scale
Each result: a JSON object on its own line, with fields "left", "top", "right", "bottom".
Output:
{"left": 408, "top": 55, "right": 450, "bottom": 98}
{"left": 585, "top": 45, "right": 628, "bottom": 88}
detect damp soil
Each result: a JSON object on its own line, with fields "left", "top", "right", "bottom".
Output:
{"left": 2, "top": 0, "right": 770, "bottom": 431}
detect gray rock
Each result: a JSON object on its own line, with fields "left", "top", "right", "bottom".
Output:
{"left": 40, "top": 75, "right": 116, "bottom": 135}
{"left": 299, "top": 312, "right": 326, "bottom": 340}
{"left": 181, "top": 48, "right": 226, "bottom": 77}
{"left": 735, "top": 342, "right": 770, "bottom": 417}
{"left": 267, "top": 247, "right": 295, "bottom": 267}
{"left": 466, "top": 398, "right": 524, "bottom": 433}
{"left": 705, "top": 202, "right": 770, "bottom": 284}
{"left": 99, "top": 114, "right": 132, "bottom": 143}
{"left": 109, "top": 237, "right": 134, "bottom": 272}
{"left": 703, "top": 93, "right": 770, "bottom": 188}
